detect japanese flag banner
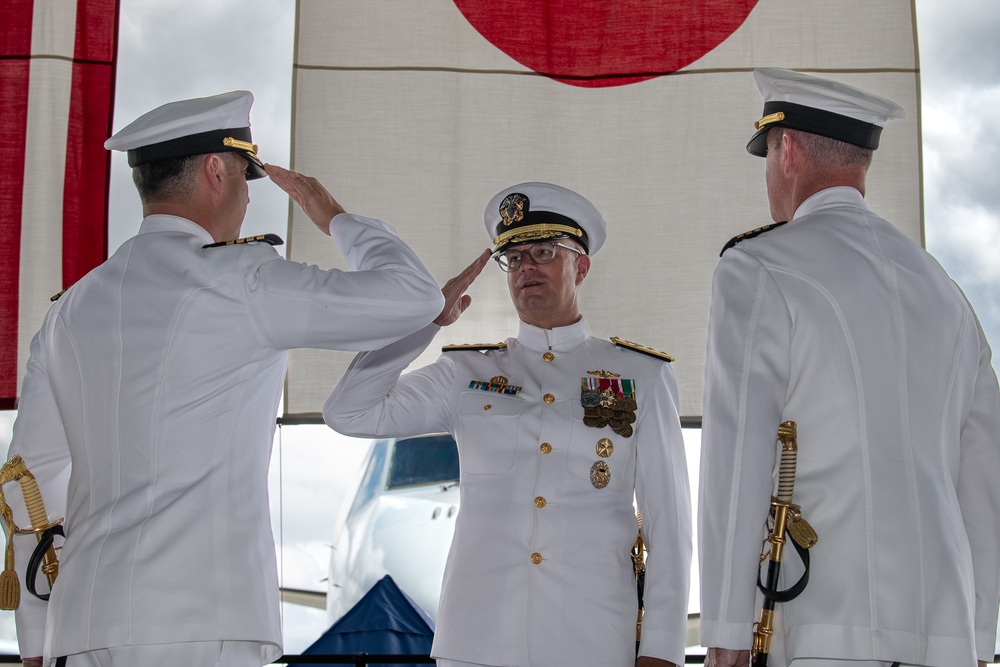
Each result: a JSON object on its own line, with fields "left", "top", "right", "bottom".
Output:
{"left": 286, "top": 0, "right": 919, "bottom": 421}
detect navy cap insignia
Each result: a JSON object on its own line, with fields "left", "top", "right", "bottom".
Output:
{"left": 590, "top": 460, "right": 611, "bottom": 489}
{"left": 499, "top": 193, "right": 527, "bottom": 227}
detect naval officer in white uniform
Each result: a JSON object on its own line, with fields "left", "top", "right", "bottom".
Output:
{"left": 699, "top": 68, "right": 1000, "bottom": 667}
{"left": 325, "top": 182, "right": 692, "bottom": 667}
{"left": 3, "top": 90, "right": 444, "bottom": 667}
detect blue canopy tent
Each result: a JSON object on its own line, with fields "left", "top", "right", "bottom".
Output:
{"left": 290, "top": 575, "right": 435, "bottom": 666}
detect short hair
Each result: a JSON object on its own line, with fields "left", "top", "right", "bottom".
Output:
{"left": 781, "top": 128, "right": 874, "bottom": 170}
{"left": 132, "top": 154, "right": 202, "bottom": 203}
{"left": 559, "top": 235, "right": 587, "bottom": 255}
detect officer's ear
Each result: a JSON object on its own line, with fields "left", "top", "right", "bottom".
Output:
{"left": 203, "top": 154, "right": 227, "bottom": 195}
{"left": 778, "top": 131, "right": 798, "bottom": 175}
{"left": 575, "top": 253, "right": 591, "bottom": 285}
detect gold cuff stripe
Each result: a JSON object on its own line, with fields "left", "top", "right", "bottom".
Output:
{"left": 754, "top": 111, "right": 786, "bottom": 131}
{"left": 493, "top": 224, "right": 584, "bottom": 248}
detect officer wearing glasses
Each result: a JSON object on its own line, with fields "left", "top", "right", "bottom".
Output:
{"left": 494, "top": 240, "right": 582, "bottom": 270}
{"left": 325, "top": 182, "right": 692, "bottom": 667}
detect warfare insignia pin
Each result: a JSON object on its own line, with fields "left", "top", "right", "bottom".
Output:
{"left": 590, "top": 461, "right": 611, "bottom": 489}
{"left": 499, "top": 193, "right": 527, "bottom": 227}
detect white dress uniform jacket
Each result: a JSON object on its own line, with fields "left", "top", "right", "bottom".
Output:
{"left": 699, "top": 187, "right": 1000, "bottom": 666}
{"left": 324, "top": 318, "right": 692, "bottom": 666}
{"left": 6, "top": 213, "right": 444, "bottom": 665}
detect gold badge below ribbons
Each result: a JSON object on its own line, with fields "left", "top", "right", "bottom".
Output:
{"left": 596, "top": 438, "right": 613, "bottom": 458}
{"left": 590, "top": 461, "right": 611, "bottom": 489}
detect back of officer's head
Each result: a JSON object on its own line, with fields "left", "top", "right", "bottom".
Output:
{"left": 106, "top": 90, "right": 266, "bottom": 206}
{"left": 132, "top": 152, "right": 245, "bottom": 205}
{"left": 747, "top": 67, "right": 904, "bottom": 171}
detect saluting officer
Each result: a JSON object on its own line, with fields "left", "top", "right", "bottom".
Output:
{"left": 699, "top": 68, "right": 1000, "bottom": 667}
{"left": 325, "top": 182, "right": 692, "bottom": 667}
{"left": 4, "top": 91, "right": 444, "bottom": 667}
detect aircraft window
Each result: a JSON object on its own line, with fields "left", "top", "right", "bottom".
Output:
{"left": 386, "top": 434, "right": 460, "bottom": 489}
{"left": 349, "top": 439, "right": 390, "bottom": 517}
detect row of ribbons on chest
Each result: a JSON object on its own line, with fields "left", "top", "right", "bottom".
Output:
{"left": 467, "top": 374, "right": 637, "bottom": 438}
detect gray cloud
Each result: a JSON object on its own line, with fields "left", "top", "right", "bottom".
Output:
{"left": 916, "top": 0, "right": 1000, "bottom": 92}
{"left": 917, "top": 0, "right": 1000, "bottom": 356}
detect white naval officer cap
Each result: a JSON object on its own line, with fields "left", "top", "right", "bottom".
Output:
{"left": 747, "top": 67, "right": 906, "bottom": 157}
{"left": 104, "top": 90, "right": 266, "bottom": 179}
{"left": 484, "top": 182, "right": 608, "bottom": 255}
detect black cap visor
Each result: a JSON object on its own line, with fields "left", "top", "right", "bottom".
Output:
{"left": 493, "top": 210, "right": 589, "bottom": 253}
{"left": 747, "top": 102, "right": 884, "bottom": 157}
{"left": 126, "top": 127, "right": 266, "bottom": 180}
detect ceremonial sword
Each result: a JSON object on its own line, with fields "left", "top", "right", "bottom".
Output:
{"left": 0, "top": 455, "right": 63, "bottom": 610}
{"left": 751, "top": 421, "right": 817, "bottom": 667}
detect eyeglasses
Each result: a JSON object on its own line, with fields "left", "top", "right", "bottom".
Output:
{"left": 493, "top": 241, "right": 583, "bottom": 272}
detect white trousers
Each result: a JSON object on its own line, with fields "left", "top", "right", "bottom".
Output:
{"left": 65, "top": 641, "right": 261, "bottom": 667}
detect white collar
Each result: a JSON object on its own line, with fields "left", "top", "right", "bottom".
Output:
{"left": 138, "top": 214, "right": 215, "bottom": 245}
{"left": 793, "top": 186, "right": 867, "bottom": 220}
{"left": 516, "top": 318, "right": 590, "bottom": 352}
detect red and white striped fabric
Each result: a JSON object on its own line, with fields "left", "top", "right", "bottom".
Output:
{"left": 0, "top": 0, "right": 118, "bottom": 408}
{"left": 288, "top": 0, "right": 921, "bottom": 421}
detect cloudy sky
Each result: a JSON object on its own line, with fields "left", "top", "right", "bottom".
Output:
{"left": 3, "top": 0, "right": 1000, "bottom": 657}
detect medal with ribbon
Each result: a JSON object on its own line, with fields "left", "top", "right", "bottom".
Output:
{"left": 581, "top": 371, "right": 637, "bottom": 438}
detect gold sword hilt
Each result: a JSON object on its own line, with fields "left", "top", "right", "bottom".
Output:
{"left": 775, "top": 421, "right": 797, "bottom": 503}
{"left": 768, "top": 421, "right": 798, "bottom": 563}
{"left": 17, "top": 468, "right": 60, "bottom": 590}
{"left": 752, "top": 421, "right": 804, "bottom": 663}
{"left": 0, "top": 456, "right": 62, "bottom": 609}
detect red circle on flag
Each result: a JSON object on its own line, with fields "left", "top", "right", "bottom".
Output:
{"left": 453, "top": 0, "right": 759, "bottom": 88}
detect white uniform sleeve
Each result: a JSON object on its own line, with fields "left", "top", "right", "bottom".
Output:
{"left": 249, "top": 213, "right": 444, "bottom": 351}
{"left": 635, "top": 360, "right": 692, "bottom": 665}
{"left": 4, "top": 327, "right": 71, "bottom": 659}
{"left": 956, "top": 310, "right": 1000, "bottom": 660}
{"left": 323, "top": 324, "right": 455, "bottom": 438}
{"left": 698, "top": 249, "right": 791, "bottom": 650}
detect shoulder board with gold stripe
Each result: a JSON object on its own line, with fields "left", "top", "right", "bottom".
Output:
{"left": 719, "top": 221, "right": 788, "bottom": 257}
{"left": 442, "top": 342, "right": 507, "bottom": 353}
{"left": 50, "top": 287, "right": 70, "bottom": 302}
{"left": 611, "top": 337, "right": 674, "bottom": 363}
{"left": 203, "top": 233, "right": 284, "bottom": 249}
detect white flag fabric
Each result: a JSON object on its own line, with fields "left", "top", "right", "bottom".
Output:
{"left": 0, "top": 0, "right": 117, "bottom": 408}
{"left": 288, "top": 0, "right": 920, "bottom": 422}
